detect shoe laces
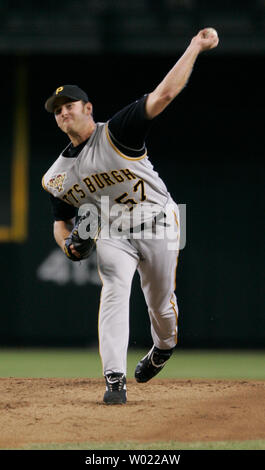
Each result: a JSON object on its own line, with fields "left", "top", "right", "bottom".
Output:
{"left": 106, "top": 374, "right": 125, "bottom": 392}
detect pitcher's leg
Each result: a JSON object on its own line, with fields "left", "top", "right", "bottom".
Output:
{"left": 136, "top": 203, "right": 180, "bottom": 349}
{"left": 96, "top": 238, "right": 138, "bottom": 376}
{"left": 134, "top": 236, "right": 179, "bottom": 383}
{"left": 138, "top": 244, "right": 179, "bottom": 349}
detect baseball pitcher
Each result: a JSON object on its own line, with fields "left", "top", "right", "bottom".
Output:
{"left": 42, "top": 29, "right": 219, "bottom": 404}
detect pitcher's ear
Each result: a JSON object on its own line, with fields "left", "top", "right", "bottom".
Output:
{"left": 83, "top": 101, "right": 93, "bottom": 115}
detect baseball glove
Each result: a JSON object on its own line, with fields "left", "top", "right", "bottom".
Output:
{"left": 64, "top": 209, "right": 101, "bottom": 262}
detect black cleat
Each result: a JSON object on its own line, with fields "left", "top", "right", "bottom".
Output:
{"left": 103, "top": 373, "right": 127, "bottom": 405}
{"left": 135, "top": 345, "right": 174, "bottom": 383}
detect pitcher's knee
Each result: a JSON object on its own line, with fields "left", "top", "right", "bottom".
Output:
{"left": 101, "top": 276, "right": 132, "bottom": 302}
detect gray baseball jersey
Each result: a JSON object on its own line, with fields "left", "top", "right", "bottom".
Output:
{"left": 42, "top": 122, "right": 173, "bottom": 231}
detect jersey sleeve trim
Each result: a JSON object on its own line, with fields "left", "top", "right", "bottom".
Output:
{"left": 105, "top": 123, "right": 147, "bottom": 161}
{"left": 42, "top": 175, "right": 49, "bottom": 192}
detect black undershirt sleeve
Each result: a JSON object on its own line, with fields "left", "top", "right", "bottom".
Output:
{"left": 108, "top": 94, "right": 154, "bottom": 158}
{"left": 49, "top": 194, "right": 77, "bottom": 222}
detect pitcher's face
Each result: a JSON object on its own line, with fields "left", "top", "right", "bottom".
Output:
{"left": 54, "top": 100, "right": 91, "bottom": 135}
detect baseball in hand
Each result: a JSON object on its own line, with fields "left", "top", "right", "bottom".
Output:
{"left": 204, "top": 27, "right": 218, "bottom": 39}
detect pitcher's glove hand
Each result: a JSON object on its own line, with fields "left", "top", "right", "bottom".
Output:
{"left": 64, "top": 210, "right": 101, "bottom": 262}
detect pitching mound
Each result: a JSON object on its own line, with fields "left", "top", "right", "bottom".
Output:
{"left": 0, "top": 378, "right": 264, "bottom": 448}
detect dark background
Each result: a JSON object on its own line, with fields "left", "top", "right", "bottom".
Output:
{"left": 0, "top": 1, "right": 264, "bottom": 349}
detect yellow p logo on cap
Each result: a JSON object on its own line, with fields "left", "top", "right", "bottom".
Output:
{"left": 56, "top": 86, "right": 64, "bottom": 94}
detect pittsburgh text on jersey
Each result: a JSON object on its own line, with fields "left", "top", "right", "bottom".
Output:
{"left": 60, "top": 168, "right": 137, "bottom": 205}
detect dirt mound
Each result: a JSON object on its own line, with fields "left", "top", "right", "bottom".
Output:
{"left": 0, "top": 378, "right": 264, "bottom": 448}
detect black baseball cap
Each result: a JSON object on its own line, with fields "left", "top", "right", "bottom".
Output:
{"left": 45, "top": 85, "right": 89, "bottom": 113}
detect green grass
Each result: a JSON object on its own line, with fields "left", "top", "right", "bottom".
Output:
{"left": 0, "top": 348, "right": 264, "bottom": 380}
{"left": 15, "top": 439, "right": 265, "bottom": 450}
